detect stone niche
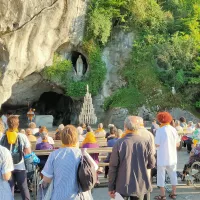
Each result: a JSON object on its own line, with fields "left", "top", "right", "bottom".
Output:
{"left": 56, "top": 43, "right": 89, "bottom": 81}
{"left": 71, "top": 51, "right": 88, "bottom": 76}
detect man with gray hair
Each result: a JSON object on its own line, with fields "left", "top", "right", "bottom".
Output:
{"left": 108, "top": 116, "right": 155, "bottom": 200}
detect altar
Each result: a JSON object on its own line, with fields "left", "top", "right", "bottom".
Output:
{"left": 35, "top": 115, "right": 53, "bottom": 128}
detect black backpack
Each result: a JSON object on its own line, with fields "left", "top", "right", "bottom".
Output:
{"left": 77, "top": 154, "right": 97, "bottom": 192}
{"left": 0, "top": 134, "right": 23, "bottom": 164}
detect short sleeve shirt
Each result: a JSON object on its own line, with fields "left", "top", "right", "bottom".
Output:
{"left": 155, "top": 125, "right": 180, "bottom": 166}
{"left": 0, "top": 145, "right": 14, "bottom": 200}
{"left": 42, "top": 148, "right": 81, "bottom": 200}
{"left": 14, "top": 133, "right": 31, "bottom": 170}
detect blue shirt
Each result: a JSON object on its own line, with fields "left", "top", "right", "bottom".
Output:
{"left": 105, "top": 138, "right": 118, "bottom": 163}
{"left": 0, "top": 145, "right": 14, "bottom": 200}
{"left": 107, "top": 138, "right": 118, "bottom": 147}
{"left": 42, "top": 147, "right": 81, "bottom": 200}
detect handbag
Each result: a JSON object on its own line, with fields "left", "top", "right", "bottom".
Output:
{"left": 77, "top": 149, "right": 97, "bottom": 192}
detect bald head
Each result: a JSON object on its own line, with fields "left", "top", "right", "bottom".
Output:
{"left": 124, "top": 116, "right": 141, "bottom": 131}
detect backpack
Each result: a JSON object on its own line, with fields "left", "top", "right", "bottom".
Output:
{"left": 0, "top": 134, "right": 23, "bottom": 164}
{"left": 77, "top": 154, "right": 97, "bottom": 192}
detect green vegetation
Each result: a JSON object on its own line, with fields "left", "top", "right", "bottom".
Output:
{"left": 66, "top": 41, "right": 106, "bottom": 97}
{"left": 43, "top": 53, "right": 72, "bottom": 85}
{"left": 85, "top": 0, "right": 200, "bottom": 113}
{"left": 86, "top": 0, "right": 129, "bottom": 44}
{"left": 44, "top": 0, "right": 200, "bottom": 114}
{"left": 43, "top": 42, "right": 106, "bottom": 98}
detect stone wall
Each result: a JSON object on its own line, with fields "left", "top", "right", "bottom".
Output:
{"left": 5, "top": 73, "right": 63, "bottom": 105}
{"left": 0, "top": 0, "right": 88, "bottom": 106}
{"left": 170, "top": 108, "right": 199, "bottom": 123}
{"left": 93, "top": 31, "right": 134, "bottom": 123}
{"left": 103, "top": 108, "right": 129, "bottom": 129}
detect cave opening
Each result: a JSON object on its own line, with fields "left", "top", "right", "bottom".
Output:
{"left": 71, "top": 51, "right": 88, "bottom": 74}
{"left": 33, "top": 92, "right": 73, "bottom": 126}
{"left": 1, "top": 92, "right": 75, "bottom": 127}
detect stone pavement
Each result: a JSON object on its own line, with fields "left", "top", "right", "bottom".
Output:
{"left": 15, "top": 148, "right": 200, "bottom": 200}
{"left": 92, "top": 186, "right": 200, "bottom": 200}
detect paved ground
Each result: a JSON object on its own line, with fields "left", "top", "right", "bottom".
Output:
{"left": 15, "top": 147, "right": 200, "bottom": 200}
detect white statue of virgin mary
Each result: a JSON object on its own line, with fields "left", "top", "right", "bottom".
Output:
{"left": 76, "top": 55, "right": 84, "bottom": 80}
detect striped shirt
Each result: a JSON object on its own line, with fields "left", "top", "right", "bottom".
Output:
{"left": 0, "top": 145, "right": 14, "bottom": 200}
{"left": 42, "top": 147, "right": 81, "bottom": 200}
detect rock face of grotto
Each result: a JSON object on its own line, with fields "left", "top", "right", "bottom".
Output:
{"left": 0, "top": 0, "right": 198, "bottom": 127}
{"left": 0, "top": 0, "right": 88, "bottom": 125}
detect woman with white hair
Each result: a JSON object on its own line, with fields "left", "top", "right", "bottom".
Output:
{"left": 95, "top": 123, "right": 106, "bottom": 138}
{"left": 77, "top": 126, "right": 85, "bottom": 143}
{"left": 29, "top": 122, "right": 39, "bottom": 135}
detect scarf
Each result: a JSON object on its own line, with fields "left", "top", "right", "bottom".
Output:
{"left": 6, "top": 129, "right": 18, "bottom": 144}
{"left": 95, "top": 128, "right": 105, "bottom": 133}
{"left": 121, "top": 130, "right": 138, "bottom": 138}
{"left": 62, "top": 144, "right": 77, "bottom": 147}
{"left": 82, "top": 132, "right": 97, "bottom": 146}
{"left": 160, "top": 123, "right": 170, "bottom": 127}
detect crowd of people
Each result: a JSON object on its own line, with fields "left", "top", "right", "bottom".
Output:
{"left": 0, "top": 112, "right": 200, "bottom": 200}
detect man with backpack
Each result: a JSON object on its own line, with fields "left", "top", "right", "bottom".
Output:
{"left": 0, "top": 115, "right": 31, "bottom": 200}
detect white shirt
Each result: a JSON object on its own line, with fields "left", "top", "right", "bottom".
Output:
{"left": 36, "top": 136, "right": 54, "bottom": 145}
{"left": 14, "top": 133, "right": 31, "bottom": 170}
{"left": 31, "top": 128, "right": 39, "bottom": 135}
{"left": 155, "top": 125, "right": 180, "bottom": 167}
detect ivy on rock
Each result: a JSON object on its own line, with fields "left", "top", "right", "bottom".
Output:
{"left": 43, "top": 41, "right": 106, "bottom": 98}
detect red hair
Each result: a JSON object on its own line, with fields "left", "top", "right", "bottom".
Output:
{"left": 157, "top": 112, "right": 172, "bottom": 124}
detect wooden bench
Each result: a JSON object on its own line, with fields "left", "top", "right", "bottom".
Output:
{"left": 99, "top": 155, "right": 107, "bottom": 159}
{"left": 34, "top": 147, "right": 112, "bottom": 167}
{"left": 31, "top": 140, "right": 107, "bottom": 150}
{"left": 48, "top": 132, "right": 107, "bottom": 140}
{"left": 96, "top": 137, "right": 107, "bottom": 140}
